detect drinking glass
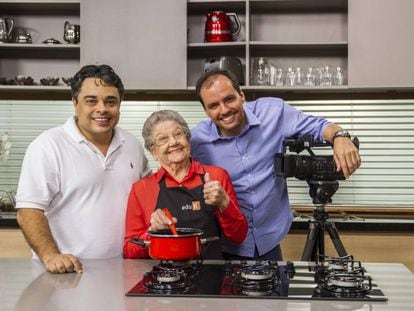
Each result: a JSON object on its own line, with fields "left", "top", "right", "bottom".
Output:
{"left": 304, "top": 67, "right": 316, "bottom": 86}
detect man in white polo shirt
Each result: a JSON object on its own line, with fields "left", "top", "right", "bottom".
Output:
{"left": 15, "top": 64, "right": 151, "bottom": 274}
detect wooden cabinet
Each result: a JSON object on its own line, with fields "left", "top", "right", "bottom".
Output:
{"left": 81, "top": 0, "right": 187, "bottom": 90}
{"left": 348, "top": 0, "right": 414, "bottom": 88}
{"left": 0, "top": 0, "right": 80, "bottom": 89}
{"left": 1, "top": 0, "right": 414, "bottom": 93}
{"left": 283, "top": 230, "right": 414, "bottom": 273}
{"left": 0, "top": 228, "right": 31, "bottom": 258}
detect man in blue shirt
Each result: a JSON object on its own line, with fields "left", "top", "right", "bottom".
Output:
{"left": 190, "top": 69, "right": 361, "bottom": 260}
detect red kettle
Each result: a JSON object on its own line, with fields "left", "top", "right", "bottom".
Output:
{"left": 204, "top": 11, "right": 241, "bottom": 43}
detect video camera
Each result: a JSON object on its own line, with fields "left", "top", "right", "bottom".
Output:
{"left": 274, "top": 134, "right": 358, "bottom": 182}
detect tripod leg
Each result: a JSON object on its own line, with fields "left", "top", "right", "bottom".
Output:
{"left": 325, "top": 222, "right": 348, "bottom": 257}
{"left": 301, "top": 222, "right": 319, "bottom": 261}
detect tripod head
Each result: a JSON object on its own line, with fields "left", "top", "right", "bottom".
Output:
{"left": 307, "top": 179, "right": 339, "bottom": 205}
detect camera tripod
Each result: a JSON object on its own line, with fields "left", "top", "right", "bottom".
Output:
{"left": 300, "top": 180, "right": 348, "bottom": 261}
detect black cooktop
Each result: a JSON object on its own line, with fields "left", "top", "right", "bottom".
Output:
{"left": 126, "top": 260, "right": 388, "bottom": 301}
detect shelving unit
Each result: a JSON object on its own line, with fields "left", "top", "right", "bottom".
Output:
{"left": 187, "top": 0, "right": 246, "bottom": 86}
{"left": 0, "top": 0, "right": 80, "bottom": 87}
{"left": 0, "top": 0, "right": 412, "bottom": 96}
{"left": 187, "top": 0, "right": 348, "bottom": 89}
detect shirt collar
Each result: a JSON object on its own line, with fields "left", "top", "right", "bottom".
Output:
{"left": 64, "top": 116, "right": 84, "bottom": 143}
{"left": 154, "top": 159, "right": 204, "bottom": 183}
{"left": 207, "top": 105, "right": 261, "bottom": 142}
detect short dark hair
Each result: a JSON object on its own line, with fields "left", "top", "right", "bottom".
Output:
{"left": 195, "top": 69, "right": 242, "bottom": 107}
{"left": 70, "top": 64, "right": 125, "bottom": 101}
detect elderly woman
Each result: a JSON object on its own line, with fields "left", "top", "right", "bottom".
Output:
{"left": 123, "top": 110, "right": 247, "bottom": 259}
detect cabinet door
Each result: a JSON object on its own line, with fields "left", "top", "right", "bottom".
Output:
{"left": 348, "top": 0, "right": 414, "bottom": 87}
{"left": 81, "top": 0, "right": 186, "bottom": 89}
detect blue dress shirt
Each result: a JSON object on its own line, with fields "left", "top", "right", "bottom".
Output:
{"left": 190, "top": 97, "right": 330, "bottom": 257}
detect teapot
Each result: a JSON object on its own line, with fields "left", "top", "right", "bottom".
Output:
{"left": 204, "top": 11, "right": 240, "bottom": 43}
{"left": 63, "top": 21, "right": 80, "bottom": 44}
{"left": 0, "top": 17, "right": 14, "bottom": 43}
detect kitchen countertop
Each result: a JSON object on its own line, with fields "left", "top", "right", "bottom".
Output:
{"left": 1, "top": 259, "right": 413, "bottom": 311}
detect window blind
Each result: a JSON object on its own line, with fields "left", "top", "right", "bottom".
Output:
{"left": 1, "top": 99, "right": 413, "bottom": 206}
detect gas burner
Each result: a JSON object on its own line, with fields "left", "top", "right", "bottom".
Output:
{"left": 313, "top": 256, "right": 373, "bottom": 299}
{"left": 141, "top": 261, "right": 204, "bottom": 294}
{"left": 143, "top": 269, "right": 193, "bottom": 294}
{"left": 156, "top": 260, "right": 201, "bottom": 279}
{"left": 318, "top": 274, "right": 372, "bottom": 298}
{"left": 240, "top": 264, "right": 275, "bottom": 280}
{"left": 232, "top": 261, "right": 280, "bottom": 296}
{"left": 313, "top": 255, "right": 364, "bottom": 283}
{"left": 156, "top": 271, "right": 181, "bottom": 283}
{"left": 314, "top": 264, "right": 365, "bottom": 285}
{"left": 317, "top": 255, "right": 361, "bottom": 271}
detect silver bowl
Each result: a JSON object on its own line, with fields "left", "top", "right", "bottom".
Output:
{"left": 62, "top": 77, "right": 74, "bottom": 86}
{"left": 40, "top": 77, "right": 59, "bottom": 86}
{"left": 15, "top": 75, "right": 35, "bottom": 85}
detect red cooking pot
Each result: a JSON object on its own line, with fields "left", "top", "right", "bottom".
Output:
{"left": 130, "top": 228, "right": 219, "bottom": 260}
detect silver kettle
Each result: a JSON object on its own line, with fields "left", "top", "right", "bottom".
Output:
{"left": 63, "top": 21, "right": 80, "bottom": 44}
{"left": 0, "top": 17, "right": 14, "bottom": 43}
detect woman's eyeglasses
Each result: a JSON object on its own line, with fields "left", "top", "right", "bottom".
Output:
{"left": 152, "top": 128, "right": 187, "bottom": 146}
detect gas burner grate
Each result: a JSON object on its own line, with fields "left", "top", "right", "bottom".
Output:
{"left": 313, "top": 255, "right": 364, "bottom": 281}
{"left": 155, "top": 260, "right": 202, "bottom": 279}
{"left": 317, "top": 255, "right": 362, "bottom": 271}
{"left": 143, "top": 270, "right": 193, "bottom": 294}
{"left": 318, "top": 274, "right": 372, "bottom": 298}
{"left": 231, "top": 261, "right": 281, "bottom": 296}
{"left": 312, "top": 256, "right": 373, "bottom": 299}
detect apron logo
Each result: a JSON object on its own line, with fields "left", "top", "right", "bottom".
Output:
{"left": 181, "top": 204, "right": 193, "bottom": 211}
{"left": 192, "top": 201, "right": 201, "bottom": 211}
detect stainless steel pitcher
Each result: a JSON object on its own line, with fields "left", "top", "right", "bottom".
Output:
{"left": 63, "top": 21, "right": 80, "bottom": 44}
{"left": 0, "top": 17, "right": 14, "bottom": 43}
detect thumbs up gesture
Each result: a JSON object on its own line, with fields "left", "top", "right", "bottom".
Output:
{"left": 203, "top": 172, "right": 229, "bottom": 211}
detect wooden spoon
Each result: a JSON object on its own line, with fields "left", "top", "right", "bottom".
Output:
{"left": 163, "top": 208, "right": 178, "bottom": 236}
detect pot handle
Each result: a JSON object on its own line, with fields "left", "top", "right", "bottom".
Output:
{"left": 200, "top": 236, "right": 220, "bottom": 244}
{"left": 130, "top": 238, "right": 150, "bottom": 248}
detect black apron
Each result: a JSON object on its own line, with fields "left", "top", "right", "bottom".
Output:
{"left": 155, "top": 173, "right": 222, "bottom": 259}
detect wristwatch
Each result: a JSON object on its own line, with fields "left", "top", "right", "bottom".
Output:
{"left": 333, "top": 130, "right": 351, "bottom": 142}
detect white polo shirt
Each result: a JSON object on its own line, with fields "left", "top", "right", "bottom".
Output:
{"left": 16, "top": 117, "right": 151, "bottom": 259}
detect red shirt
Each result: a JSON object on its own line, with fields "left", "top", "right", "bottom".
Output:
{"left": 123, "top": 160, "right": 247, "bottom": 258}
